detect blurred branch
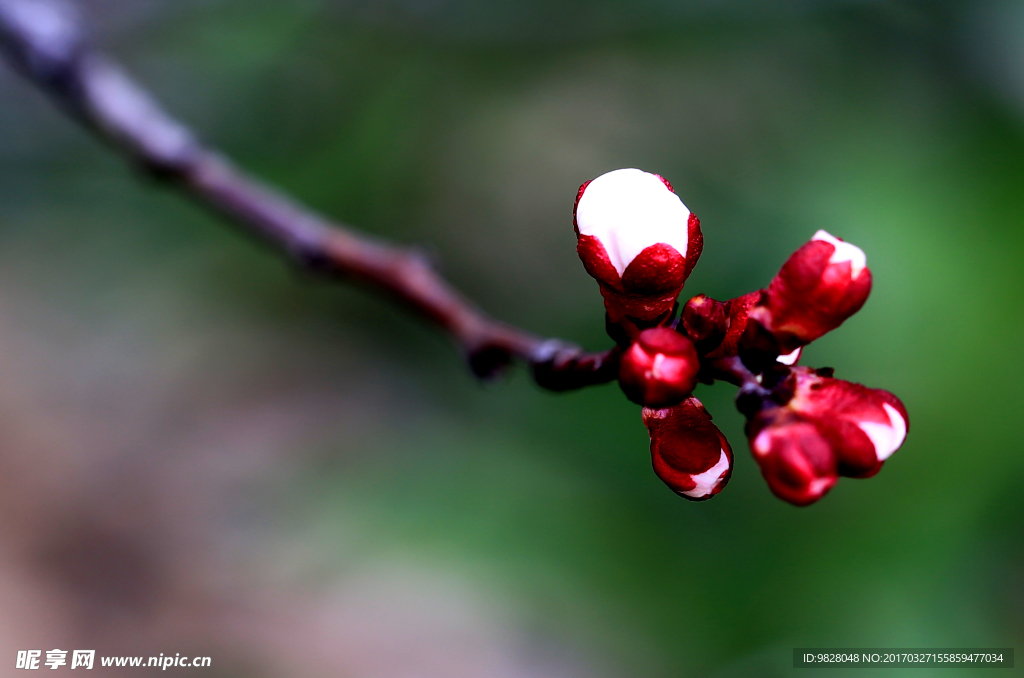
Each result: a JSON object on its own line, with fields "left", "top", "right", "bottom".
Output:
{"left": 0, "top": 0, "right": 617, "bottom": 387}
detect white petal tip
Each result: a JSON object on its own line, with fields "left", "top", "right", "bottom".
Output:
{"left": 812, "top": 230, "right": 867, "bottom": 279}
{"left": 857, "top": 403, "right": 907, "bottom": 462}
{"left": 681, "top": 448, "right": 730, "bottom": 498}
{"left": 808, "top": 477, "right": 834, "bottom": 497}
{"left": 776, "top": 348, "right": 802, "bottom": 365}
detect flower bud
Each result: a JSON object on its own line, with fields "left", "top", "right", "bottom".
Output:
{"left": 703, "top": 290, "right": 760, "bottom": 360}
{"left": 681, "top": 294, "right": 727, "bottom": 353}
{"left": 744, "top": 368, "right": 908, "bottom": 505}
{"left": 748, "top": 411, "right": 838, "bottom": 506}
{"left": 618, "top": 328, "right": 700, "bottom": 407}
{"left": 691, "top": 291, "right": 805, "bottom": 367}
{"left": 786, "top": 367, "right": 908, "bottom": 478}
{"left": 574, "top": 168, "right": 702, "bottom": 327}
{"left": 749, "top": 230, "right": 872, "bottom": 353}
{"left": 643, "top": 398, "right": 733, "bottom": 500}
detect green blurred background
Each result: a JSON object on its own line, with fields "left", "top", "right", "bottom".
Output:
{"left": 0, "top": 0, "right": 1022, "bottom": 675}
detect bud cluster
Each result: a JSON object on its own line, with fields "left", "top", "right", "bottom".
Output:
{"left": 747, "top": 367, "right": 907, "bottom": 505}
{"left": 572, "top": 168, "right": 908, "bottom": 506}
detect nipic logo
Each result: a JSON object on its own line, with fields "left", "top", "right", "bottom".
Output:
{"left": 16, "top": 650, "right": 94, "bottom": 670}
{"left": 17, "top": 649, "right": 209, "bottom": 670}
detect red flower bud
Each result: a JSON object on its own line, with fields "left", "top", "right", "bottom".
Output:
{"left": 643, "top": 398, "right": 733, "bottom": 500}
{"left": 746, "top": 368, "right": 908, "bottom": 505}
{"left": 681, "top": 294, "right": 727, "bottom": 351}
{"left": 703, "top": 290, "right": 760, "bottom": 359}
{"left": 574, "top": 168, "right": 702, "bottom": 327}
{"left": 748, "top": 412, "right": 838, "bottom": 506}
{"left": 786, "top": 367, "right": 908, "bottom": 478}
{"left": 751, "top": 231, "right": 872, "bottom": 353}
{"left": 684, "top": 291, "right": 801, "bottom": 366}
{"left": 618, "top": 328, "right": 700, "bottom": 407}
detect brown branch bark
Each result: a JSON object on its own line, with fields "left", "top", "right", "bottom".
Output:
{"left": 0, "top": 0, "right": 619, "bottom": 386}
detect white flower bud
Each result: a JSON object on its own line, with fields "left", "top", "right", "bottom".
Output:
{"left": 576, "top": 168, "right": 691, "bottom": 276}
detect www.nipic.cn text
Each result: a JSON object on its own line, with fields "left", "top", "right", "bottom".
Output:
{"left": 16, "top": 650, "right": 211, "bottom": 670}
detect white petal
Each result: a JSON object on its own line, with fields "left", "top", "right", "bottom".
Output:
{"left": 812, "top": 230, "right": 867, "bottom": 279}
{"left": 753, "top": 431, "right": 772, "bottom": 457}
{"left": 576, "top": 168, "right": 690, "bottom": 276}
{"left": 681, "top": 448, "right": 730, "bottom": 498}
{"left": 856, "top": 403, "right": 907, "bottom": 461}
{"left": 776, "top": 347, "right": 802, "bottom": 365}
{"left": 808, "top": 477, "right": 834, "bottom": 497}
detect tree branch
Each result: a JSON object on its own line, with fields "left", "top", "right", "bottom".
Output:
{"left": 0, "top": 0, "right": 618, "bottom": 385}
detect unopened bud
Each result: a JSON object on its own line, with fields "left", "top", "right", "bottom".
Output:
{"left": 750, "top": 230, "right": 872, "bottom": 353}
{"left": 643, "top": 398, "right": 732, "bottom": 500}
{"left": 748, "top": 411, "right": 838, "bottom": 506}
{"left": 575, "top": 168, "right": 702, "bottom": 327}
{"left": 703, "top": 290, "right": 761, "bottom": 360}
{"left": 681, "top": 294, "right": 727, "bottom": 353}
{"left": 786, "top": 367, "right": 908, "bottom": 478}
{"left": 618, "top": 328, "right": 700, "bottom": 407}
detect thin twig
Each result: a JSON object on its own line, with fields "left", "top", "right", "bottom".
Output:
{"left": 0, "top": 0, "right": 618, "bottom": 386}
{"left": 706, "top": 356, "right": 799, "bottom": 417}
{"left": 704, "top": 356, "right": 760, "bottom": 389}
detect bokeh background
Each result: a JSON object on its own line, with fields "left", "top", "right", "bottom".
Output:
{"left": 1, "top": 0, "right": 1022, "bottom": 675}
